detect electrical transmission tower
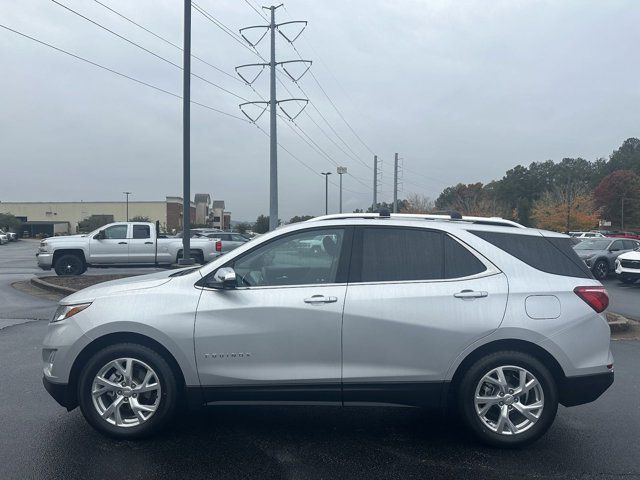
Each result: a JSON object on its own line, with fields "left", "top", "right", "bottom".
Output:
{"left": 236, "top": 4, "right": 311, "bottom": 231}
{"left": 372, "top": 155, "right": 383, "bottom": 212}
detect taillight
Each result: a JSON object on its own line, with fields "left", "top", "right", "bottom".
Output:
{"left": 574, "top": 286, "right": 609, "bottom": 313}
{"left": 216, "top": 240, "right": 222, "bottom": 252}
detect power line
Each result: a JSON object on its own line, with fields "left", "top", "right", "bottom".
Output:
{"left": 91, "top": 0, "right": 242, "bottom": 84}
{"left": 0, "top": 23, "right": 248, "bottom": 122}
{"left": 52, "top": 0, "right": 250, "bottom": 102}
{"left": 243, "top": 0, "right": 268, "bottom": 21}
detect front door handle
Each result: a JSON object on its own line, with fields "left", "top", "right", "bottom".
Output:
{"left": 118, "top": 242, "right": 127, "bottom": 245}
{"left": 454, "top": 290, "right": 488, "bottom": 299}
{"left": 144, "top": 241, "right": 153, "bottom": 245}
{"left": 304, "top": 295, "right": 338, "bottom": 304}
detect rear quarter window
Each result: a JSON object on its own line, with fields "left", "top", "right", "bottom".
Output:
{"left": 470, "top": 231, "right": 593, "bottom": 279}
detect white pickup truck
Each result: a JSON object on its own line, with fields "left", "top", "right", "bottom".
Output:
{"left": 36, "top": 222, "right": 222, "bottom": 275}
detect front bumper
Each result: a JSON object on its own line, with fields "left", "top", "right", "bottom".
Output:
{"left": 559, "top": 371, "right": 614, "bottom": 407}
{"left": 42, "top": 377, "right": 76, "bottom": 410}
{"left": 36, "top": 252, "right": 53, "bottom": 270}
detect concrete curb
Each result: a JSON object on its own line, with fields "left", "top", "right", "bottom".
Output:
{"left": 30, "top": 276, "right": 77, "bottom": 295}
{"left": 606, "top": 312, "right": 631, "bottom": 332}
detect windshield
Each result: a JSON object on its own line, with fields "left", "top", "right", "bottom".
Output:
{"left": 574, "top": 239, "right": 610, "bottom": 251}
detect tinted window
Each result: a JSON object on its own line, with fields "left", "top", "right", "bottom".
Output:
{"left": 104, "top": 225, "right": 127, "bottom": 240}
{"left": 575, "top": 239, "right": 610, "bottom": 250}
{"left": 622, "top": 240, "right": 637, "bottom": 250}
{"left": 232, "top": 228, "right": 345, "bottom": 287}
{"left": 444, "top": 235, "right": 487, "bottom": 278}
{"left": 610, "top": 240, "right": 624, "bottom": 251}
{"left": 358, "top": 228, "right": 443, "bottom": 282}
{"left": 470, "top": 231, "right": 592, "bottom": 279}
{"left": 132, "top": 225, "right": 150, "bottom": 239}
{"left": 231, "top": 234, "right": 246, "bottom": 242}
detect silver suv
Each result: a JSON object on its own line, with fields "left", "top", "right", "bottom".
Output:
{"left": 42, "top": 213, "right": 613, "bottom": 447}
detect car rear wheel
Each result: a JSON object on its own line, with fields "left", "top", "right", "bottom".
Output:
{"left": 54, "top": 254, "right": 85, "bottom": 276}
{"left": 458, "top": 351, "right": 558, "bottom": 448}
{"left": 592, "top": 260, "right": 609, "bottom": 280}
{"left": 77, "top": 343, "right": 178, "bottom": 439}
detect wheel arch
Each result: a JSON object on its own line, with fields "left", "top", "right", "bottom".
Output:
{"left": 66, "top": 332, "right": 188, "bottom": 410}
{"left": 447, "top": 339, "right": 566, "bottom": 404}
{"left": 52, "top": 249, "right": 87, "bottom": 265}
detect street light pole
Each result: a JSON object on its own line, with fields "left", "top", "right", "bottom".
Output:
{"left": 179, "top": 0, "right": 194, "bottom": 265}
{"left": 123, "top": 191, "right": 131, "bottom": 221}
{"left": 321, "top": 172, "right": 332, "bottom": 215}
{"left": 337, "top": 167, "right": 347, "bottom": 213}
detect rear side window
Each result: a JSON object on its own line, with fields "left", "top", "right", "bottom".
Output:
{"left": 357, "top": 228, "right": 444, "bottom": 282}
{"left": 132, "top": 225, "right": 150, "bottom": 239}
{"left": 444, "top": 235, "right": 487, "bottom": 278}
{"left": 470, "top": 231, "right": 593, "bottom": 279}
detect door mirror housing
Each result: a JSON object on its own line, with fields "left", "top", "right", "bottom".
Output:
{"left": 94, "top": 230, "right": 106, "bottom": 240}
{"left": 210, "top": 267, "right": 237, "bottom": 289}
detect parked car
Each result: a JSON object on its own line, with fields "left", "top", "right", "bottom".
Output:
{"left": 573, "top": 238, "right": 640, "bottom": 280}
{"left": 196, "top": 231, "right": 248, "bottom": 254}
{"left": 614, "top": 248, "right": 640, "bottom": 284}
{"left": 568, "top": 231, "right": 605, "bottom": 238}
{"left": 4, "top": 231, "right": 17, "bottom": 241}
{"left": 174, "top": 228, "right": 223, "bottom": 239}
{"left": 0, "top": 230, "right": 8, "bottom": 245}
{"left": 42, "top": 212, "right": 613, "bottom": 447}
{"left": 606, "top": 231, "right": 640, "bottom": 241}
{"left": 36, "top": 222, "right": 222, "bottom": 275}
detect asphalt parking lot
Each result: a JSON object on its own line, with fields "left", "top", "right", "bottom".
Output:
{"left": 1, "top": 240, "right": 639, "bottom": 479}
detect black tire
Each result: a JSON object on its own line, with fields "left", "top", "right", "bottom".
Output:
{"left": 458, "top": 351, "right": 558, "bottom": 448}
{"left": 592, "top": 259, "right": 609, "bottom": 280}
{"left": 54, "top": 254, "right": 85, "bottom": 276}
{"left": 77, "top": 343, "right": 178, "bottom": 439}
{"left": 619, "top": 276, "right": 637, "bottom": 285}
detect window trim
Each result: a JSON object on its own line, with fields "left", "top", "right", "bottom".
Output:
{"left": 348, "top": 225, "right": 499, "bottom": 285}
{"left": 197, "top": 226, "right": 354, "bottom": 290}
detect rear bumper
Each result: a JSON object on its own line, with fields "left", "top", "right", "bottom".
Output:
{"left": 42, "top": 377, "right": 76, "bottom": 410}
{"left": 559, "top": 371, "right": 614, "bottom": 407}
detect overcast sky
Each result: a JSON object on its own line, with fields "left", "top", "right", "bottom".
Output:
{"left": 1, "top": 0, "right": 639, "bottom": 221}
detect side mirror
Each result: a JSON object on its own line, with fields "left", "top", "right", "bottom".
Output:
{"left": 210, "top": 267, "right": 237, "bottom": 289}
{"left": 94, "top": 230, "right": 106, "bottom": 240}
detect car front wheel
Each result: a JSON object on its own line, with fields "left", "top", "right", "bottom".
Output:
{"left": 77, "top": 343, "right": 178, "bottom": 439}
{"left": 592, "top": 259, "right": 609, "bottom": 280}
{"left": 458, "top": 351, "right": 558, "bottom": 448}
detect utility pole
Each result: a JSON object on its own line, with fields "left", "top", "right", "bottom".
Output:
{"left": 337, "top": 167, "right": 347, "bottom": 213}
{"left": 179, "top": 0, "right": 194, "bottom": 265}
{"left": 565, "top": 175, "right": 572, "bottom": 233}
{"left": 621, "top": 197, "right": 625, "bottom": 230}
{"left": 321, "top": 172, "right": 331, "bottom": 214}
{"left": 123, "top": 191, "right": 131, "bottom": 221}
{"left": 393, "top": 153, "right": 399, "bottom": 213}
{"left": 237, "top": 7, "right": 311, "bottom": 231}
{"left": 372, "top": 155, "right": 377, "bottom": 212}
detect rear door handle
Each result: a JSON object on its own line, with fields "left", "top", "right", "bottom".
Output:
{"left": 304, "top": 295, "right": 338, "bottom": 304}
{"left": 118, "top": 242, "right": 127, "bottom": 245}
{"left": 454, "top": 290, "right": 488, "bottom": 299}
{"left": 144, "top": 241, "right": 153, "bottom": 245}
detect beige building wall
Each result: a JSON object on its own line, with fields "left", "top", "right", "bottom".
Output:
{"left": 0, "top": 201, "right": 167, "bottom": 232}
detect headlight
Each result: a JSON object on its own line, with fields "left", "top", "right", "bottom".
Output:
{"left": 51, "top": 303, "right": 91, "bottom": 323}
{"left": 39, "top": 241, "right": 49, "bottom": 252}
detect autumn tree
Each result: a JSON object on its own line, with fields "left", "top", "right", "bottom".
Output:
{"left": 531, "top": 188, "right": 599, "bottom": 232}
{"left": 435, "top": 183, "right": 495, "bottom": 216}
{"left": 594, "top": 170, "right": 640, "bottom": 228}
{"left": 400, "top": 193, "right": 435, "bottom": 214}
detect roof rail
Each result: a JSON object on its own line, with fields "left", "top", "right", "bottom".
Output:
{"left": 306, "top": 212, "right": 526, "bottom": 228}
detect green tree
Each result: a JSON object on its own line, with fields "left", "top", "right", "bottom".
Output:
{"left": 253, "top": 215, "right": 270, "bottom": 234}
{"left": 289, "top": 215, "right": 314, "bottom": 223}
{"left": 0, "top": 212, "right": 20, "bottom": 232}
{"left": 607, "top": 138, "right": 640, "bottom": 175}
{"left": 594, "top": 170, "right": 640, "bottom": 228}
{"left": 77, "top": 215, "right": 113, "bottom": 233}
{"left": 235, "top": 222, "right": 252, "bottom": 234}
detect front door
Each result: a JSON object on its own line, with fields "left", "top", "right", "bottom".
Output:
{"left": 342, "top": 227, "right": 509, "bottom": 407}
{"left": 194, "top": 227, "right": 351, "bottom": 404}
{"left": 89, "top": 223, "right": 130, "bottom": 263}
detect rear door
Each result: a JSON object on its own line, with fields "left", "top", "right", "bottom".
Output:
{"left": 342, "top": 226, "right": 508, "bottom": 407}
{"left": 88, "top": 223, "right": 130, "bottom": 263}
{"left": 128, "top": 224, "right": 156, "bottom": 263}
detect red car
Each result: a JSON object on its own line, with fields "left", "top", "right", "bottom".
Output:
{"left": 606, "top": 232, "right": 640, "bottom": 240}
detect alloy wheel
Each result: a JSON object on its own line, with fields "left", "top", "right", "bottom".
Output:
{"left": 91, "top": 357, "right": 161, "bottom": 428}
{"left": 474, "top": 365, "right": 544, "bottom": 436}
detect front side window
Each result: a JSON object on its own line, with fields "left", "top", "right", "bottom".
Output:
{"left": 610, "top": 240, "right": 624, "bottom": 251}
{"left": 231, "top": 228, "right": 345, "bottom": 287}
{"left": 357, "top": 227, "right": 444, "bottom": 282}
{"left": 103, "top": 224, "right": 127, "bottom": 239}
